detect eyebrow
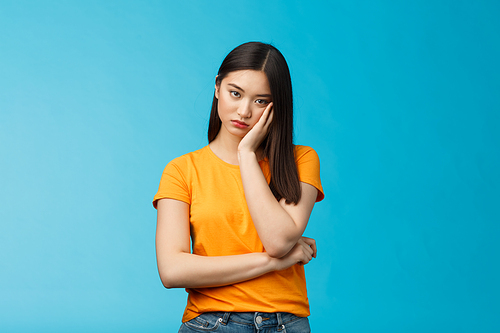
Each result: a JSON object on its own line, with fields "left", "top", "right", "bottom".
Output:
{"left": 227, "top": 83, "right": 272, "bottom": 97}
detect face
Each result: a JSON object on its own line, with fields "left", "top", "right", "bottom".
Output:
{"left": 215, "top": 70, "right": 272, "bottom": 140}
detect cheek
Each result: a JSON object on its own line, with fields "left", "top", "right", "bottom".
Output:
{"left": 217, "top": 98, "right": 229, "bottom": 118}
{"left": 217, "top": 95, "right": 235, "bottom": 115}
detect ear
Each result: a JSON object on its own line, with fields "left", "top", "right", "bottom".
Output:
{"left": 214, "top": 75, "right": 220, "bottom": 99}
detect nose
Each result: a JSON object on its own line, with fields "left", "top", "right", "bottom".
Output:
{"left": 237, "top": 101, "right": 252, "bottom": 119}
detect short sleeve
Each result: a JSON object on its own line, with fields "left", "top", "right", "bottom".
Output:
{"left": 152, "top": 158, "right": 191, "bottom": 209}
{"left": 295, "top": 146, "right": 325, "bottom": 202}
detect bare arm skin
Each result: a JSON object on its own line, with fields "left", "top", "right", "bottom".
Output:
{"left": 238, "top": 103, "right": 319, "bottom": 258}
{"left": 155, "top": 198, "right": 316, "bottom": 289}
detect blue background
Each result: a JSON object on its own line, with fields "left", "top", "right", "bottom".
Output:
{"left": 1, "top": 1, "right": 499, "bottom": 332}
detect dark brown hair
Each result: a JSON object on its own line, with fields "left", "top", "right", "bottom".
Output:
{"left": 208, "top": 42, "right": 301, "bottom": 204}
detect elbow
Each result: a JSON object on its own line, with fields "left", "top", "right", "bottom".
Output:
{"left": 161, "top": 278, "right": 175, "bottom": 289}
{"left": 264, "top": 241, "right": 294, "bottom": 259}
{"left": 158, "top": 268, "right": 181, "bottom": 289}
{"left": 264, "top": 232, "right": 303, "bottom": 258}
{"left": 157, "top": 253, "right": 191, "bottom": 289}
{"left": 159, "top": 274, "right": 174, "bottom": 289}
{"left": 266, "top": 248, "right": 290, "bottom": 259}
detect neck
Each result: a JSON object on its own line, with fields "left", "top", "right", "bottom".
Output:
{"left": 209, "top": 130, "right": 264, "bottom": 165}
{"left": 209, "top": 132, "right": 241, "bottom": 165}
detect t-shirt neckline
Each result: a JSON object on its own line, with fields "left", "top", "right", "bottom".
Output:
{"left": 205, "top": 145, "right": 268, "bottom": 169}
{"left": 205, "top": 145, "right": 240, "bottom": 169}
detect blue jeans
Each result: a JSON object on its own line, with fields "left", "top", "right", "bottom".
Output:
{"left": 178, "top": 312, "right": 311, "bottom": 333}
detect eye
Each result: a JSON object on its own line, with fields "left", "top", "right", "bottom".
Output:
{"left": 256, "top": 99, "right": 269, "bottom": 105}
{"left": 230, "top": 91, "right": 240, "bottom": 98}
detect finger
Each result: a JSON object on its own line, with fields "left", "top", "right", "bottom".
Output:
{"left": 301, "top": 247, "right": 312, "bottom": 264}
{"left": 251, "top": 104, "right": 272, "bottom": 139}
{"left": 265, "top": 103, "right": 274, "bottom": 126}
{"left": 252, "top": 103, "right": 273, "bottom": 130}
{"left": 258, "top": 102, "right": 272, "bottom": 124}
{"left": 298, "top": 239, "right": 314, "bottom": 257}
{"left": 304, "top": 242, "right": 314, "bottom": 257}
{"left": 263, "top": 109, "right": 273, "bottom": 131}
{"left": 309, "top": 239, "right": 317, "bottom": 258}
{"left": 299, "top": 238, "right": 314, "bottom": 256}
{"left": 266, "top": 102, "right": 273, "bottom": 114}
{"left": 304, "top": 245, "right": 313, "bottom": 261}
{"left": 301, "top": 237, "right": 317, "bottom": 258}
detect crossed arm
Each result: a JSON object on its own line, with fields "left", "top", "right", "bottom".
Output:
{"left": 155, "top": 181, "right": 318, "bottom": 289}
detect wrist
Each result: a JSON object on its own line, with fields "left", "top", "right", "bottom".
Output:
{"left": 237, "top": 149, "right": 257, "bottom": 162}
{"left": 265, "top": 253, "right": 280, "bottom": 272}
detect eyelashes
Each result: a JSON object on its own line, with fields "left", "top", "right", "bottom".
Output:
{"left": 230, "top": 91, "right": 270, "bottom": 105}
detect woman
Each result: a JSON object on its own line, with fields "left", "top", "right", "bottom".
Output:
{"left": 153, "top": 42, "right": 324, "bottom": 332}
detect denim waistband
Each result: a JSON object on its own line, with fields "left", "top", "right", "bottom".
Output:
{"left": 199, "top": 312, "right": 304, "bottom": 330}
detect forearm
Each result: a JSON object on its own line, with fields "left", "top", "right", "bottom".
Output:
{"left": 155, "top": 196, "right": 315, "bottom": 289}
{"left": 238, "top": 151, "right": 302, "bottom": 257}
{"left": 158, "top": 251, "right": 276, "bottom": 289}
{"left": 156, "top": 198, "right": 282, "bottom": 289}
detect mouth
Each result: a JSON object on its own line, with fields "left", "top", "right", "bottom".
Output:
{"left": 231, "top": 120, "right": 249, "bottom": 129}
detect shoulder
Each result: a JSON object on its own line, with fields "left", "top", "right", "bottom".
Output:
{"left": 293, "top": 145, "right": 324, "bottom": 201}
{"left": 293, "top": 145, "right": 320, "bottom": 163}
{"left": 160, "top": 146, "right": 212, "bottom": 182}
{"left": 154, "top": 147, "right": 210, "bottom": 208}
{"left": 165, "top": 146, "right": 210, "bottom": 170}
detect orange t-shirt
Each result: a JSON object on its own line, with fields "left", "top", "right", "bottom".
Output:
{"left": 153, "top": 145, "right": 324, "bottom": 322}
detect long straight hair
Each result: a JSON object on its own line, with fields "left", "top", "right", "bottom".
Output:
{"left": 208, "top": 42, "right": 301, "bottom": 204}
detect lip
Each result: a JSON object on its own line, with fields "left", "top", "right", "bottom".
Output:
{"left": 231, "top": 120, "right": 249, "bottom": 129}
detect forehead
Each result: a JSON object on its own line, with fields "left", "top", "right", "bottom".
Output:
{"left": 222, "top": 70, "right": 270, "bottom": 93}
